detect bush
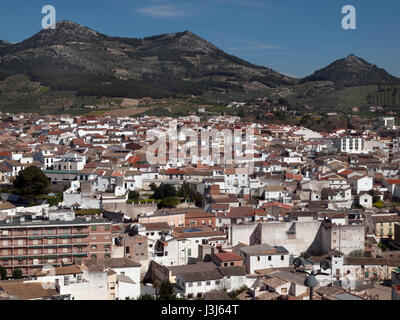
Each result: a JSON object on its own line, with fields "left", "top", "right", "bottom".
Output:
{"left": 349, "top": 249, "right": 364, "bottom": 257}
{"left": 128, "top": 190, "right": 140, "bottom": 201}
{"left": 12, "top": 269, "right": 23, "bottom": 279}
{"left": 158, "top": 197, "right": 180, "bottom": 209}
{"left": 156, "top": 281, "right": 178, "bottom": 300}
{"left": 373, "top": 200, "right": 386, "bottom": 209}
{"left": 75, "top": 209, "right": 102, "bottom": 215}
{"left": 378, "top": 243, "right": 388, "bottom": 252}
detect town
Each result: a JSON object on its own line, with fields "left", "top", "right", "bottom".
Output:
{"left": 0, "top": 112, "right": 398, "bottom": 301}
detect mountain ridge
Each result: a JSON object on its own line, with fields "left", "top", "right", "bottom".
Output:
{"left": 0, "top": 21, "right": 399, "bottom": 114}
{"left": 0, "top": 20, "right": 295, "bottom": 98}
{"left": 301, "top": 54, "right": 400, "bottom": 87}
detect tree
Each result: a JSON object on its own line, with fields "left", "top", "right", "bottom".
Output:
{"left": 128, "top": 190, "right": 140, "bottom": 201}
{"left": 178, "top": 183, "right": 191, "bottom": 201}
{"left": 12, "top": 269, "right": 23, "bottom": 279}
{"left": 158, "top": 197, "right": 180, "bottom": 209}
{"left": 149, "top": 182, "right": 157, "bottom": 192}
{"left": 0, "top": 266, "right": 7, "bottom": 280}
{"left": 13, "top": 166, "right": 50, "bottom": 197}
{"left": 177, "top": 183, "right": 204, "bottom": 207}
{"left": 156, "top": 281, "right": 178, "bottom": 300}
{"left": 153, "top": 183, "right": 177, "bottom": 200}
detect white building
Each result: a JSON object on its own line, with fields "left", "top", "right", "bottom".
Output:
{"left": 334, "top": 137, "right": 365, "bottom": 154}
{"left": 237, "top": 244, "right": 290, "bottom": 274}
{"left": 175, "top": 266, "right": 246, "bottom": 298}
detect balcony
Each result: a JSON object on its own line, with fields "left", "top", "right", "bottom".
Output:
{"left": 57, "top": 235, "right": 72, "bottom": 239}
{"left": 71, "top": 234, "right": 88, "bottom": 238}
{"left": 28, "top": 236, "right": 44, "bottom": 240}
{"left": 73, "top": 253, "right": 88, "bottom": 257}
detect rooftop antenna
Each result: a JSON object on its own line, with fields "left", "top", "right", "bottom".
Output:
{"left": 293, "top": 258, "right": 330, "bottom": 300}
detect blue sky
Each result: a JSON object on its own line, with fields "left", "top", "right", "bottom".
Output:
{"left": 0, "top": 0, "right": 399, "bottom": 78}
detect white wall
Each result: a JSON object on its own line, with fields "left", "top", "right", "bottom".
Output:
{"left": 247, "top": 254, "right": 289, "bottom": 274}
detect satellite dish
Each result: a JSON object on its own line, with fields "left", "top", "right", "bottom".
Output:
{"left": 320, "top": 260, "right": 331, "bottom": 271}
{"left": 293, "top": 258, "right": 304, "bottom": 269}
{"left": 305, "top": 275, "right": 319, "bottom": 288}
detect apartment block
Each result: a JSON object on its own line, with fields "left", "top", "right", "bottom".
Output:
{"left": 0, "top": 211, "right": 112, "bottom": 277}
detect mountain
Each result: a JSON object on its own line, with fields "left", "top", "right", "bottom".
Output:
{"left": 301, "top": 54, "right": 400, "bottom": 87}
{"left": 0, "top": 20, "right": 295, "bottom": 99}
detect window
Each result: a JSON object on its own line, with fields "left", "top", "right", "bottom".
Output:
{"left": 188, "top": 283, "right": 193, "bottom": 287}
{"left": 215, "top": 280, "right": 220, "bottom": 285}
{"left": 105, "top": 225, "right": 110, "bottom": 231}
{"left": 206, "top": 281, "right": 211, "bottom": 286}
{"left": 281, "top": 288, "right": 287, "bottom": 294}
{"left": 197, "top": 281, "right": 202, "bottom": 286}
{"left": 268, "top": 256, "right": 271, "bottom": 261}
{"left": 257, "top": 256, "right": 260, "bottom": 262}
{"left": 281, "top": 255, "right": 284, "bottom": 261}
{"left": 165, "top": 251, "right": 168, "bottom": 256}
{"left": 92, "top": 226, "right": 97, "bottom": 231}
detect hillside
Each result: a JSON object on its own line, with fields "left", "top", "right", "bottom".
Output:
{"left": 0, "top": 20, "right": 294, "bottom": 99}
{"left": 0, "top": 22, "right": 400, "bottom": 115}
{"left": 301, "top": 54, "right": 400, "bottom": 88}
{"left": 0, "top": 40, "right": 11, "bottom": 49}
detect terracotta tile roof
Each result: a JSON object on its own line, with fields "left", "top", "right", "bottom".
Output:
{"left": 214, "top": 251, "right": 244, "bottom": 262}
{"left": 0, "top": 282, "right": 58, "bottom": 300}
{"left": 34, "top": 265, "right": 83, "bottom": 277}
